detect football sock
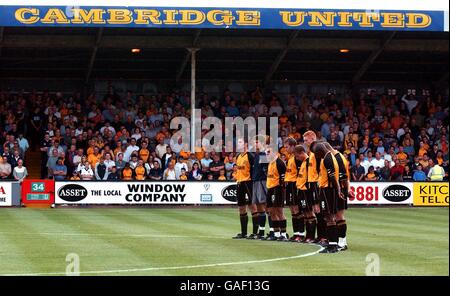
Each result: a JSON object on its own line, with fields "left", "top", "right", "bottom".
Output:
{"left": 240, "top": 213, "right": 248, "bottom": 236}
{"left": 327, "top": 224, "right": 338, "bottom": 246}
{"left": 280, "top": 219, "right": 287, "bottom": 234}
{"left": 273, "top": 220, "right": 280, "bottom": 235}
{"left": 337, "top": 219, "right": 347, "bottom": 246}
{"left": 268, "top": 213, "right": 274, "bottom": 234}
{"left": 251, "top": 212, "right": 259, "bottom": 235}
{"left": 306, "top": 218, "right": 317, "bottom": 240}
{"left": 292, "top": 213, "right": 300, "bottom": 235}
{"left": 299, "top": 216, "right": 305, "bottom": 236}
{"left": 316, "top": 213, "right": 326, "bottom": 239}
{"left": 258, "top": 212, "right": 266, "bottom": 236}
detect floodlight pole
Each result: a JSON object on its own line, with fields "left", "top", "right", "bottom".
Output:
{"left": 188, "top": 48, "right": 199, "bottom": 153}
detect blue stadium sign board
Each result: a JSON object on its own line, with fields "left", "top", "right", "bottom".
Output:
{"left": 0, "top": 0, "right": 448, "bottom": 31}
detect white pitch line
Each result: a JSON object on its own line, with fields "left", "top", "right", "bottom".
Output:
{"left": 0, "top": 231, "right": 229, "bottom": 239}
{"left": 0, "top": 238, "right": 323, "bottom": 276}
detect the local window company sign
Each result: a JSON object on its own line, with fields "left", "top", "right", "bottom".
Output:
{"left": 348, "top": 182, "right": 414, "bottom": 205}
{"left": 0, "top": 182, "right": 13, "bottom": 207}
{"left": 55, "top": 181, "right": 237, "bottom": 204}
{"left": 0, "top": 0, "right": 448, "bottom": 31}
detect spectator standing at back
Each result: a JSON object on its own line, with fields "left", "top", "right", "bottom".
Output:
{"left": 155, "top": 138, "right": 168, "bottom": 159}
{"left": 174, "top": 156, "right": 188, "bottom": 180}
{"left": 124, "top": 138, "right": 139, "bottom": 162}
{"left": 351, "top": 158, "right": 365, "bottom": 181}
{"left": 80, "top": 161, "right": 94, "bottom": 180}
{"left": 428, "top": 160, "right": 445, "bottom": 181}
{"left": 365, "top": 166, "right": 378, "bottom": 181}
{"left": 40, "top": 133, "right": 52, "bottom": 179}
{"left": 46, "top": 148, "right": 59, "bottom": 178}
{"left": 18, "top": 134, "right": 29, "bottom": 157}
{"left": 95, "top": 157, "right": 108, "bottom": 180}
{"left": 390, "top": 159, "right": 405, "bottom": 181}
{"left": 0, "top": 156, "right": 12, "bottom": 180}
{"left": 163, "top": 162, "right": 177, "bottom": 180}
{"left": 107, "top": 166, "right": 120, "bottom": 180}
{"left": 209, "top": 154, "right": 225, "bottom": 180}
{"left": 53, "top": 157, "right": 67, "bottom": 181}
{"left": 148, "top": 161, "right": 163, "bottom": 180}
{"left": 379, "top": 160, "right": 391, "bottom": 180}
{"left": 413, "top": 164, "right": 427, "bottom": 181}
{"left": 13, "top": 159, "right": 28, "bottom": 182}
{"left": 403, "top": 165, "right": 413, "bottom": 181}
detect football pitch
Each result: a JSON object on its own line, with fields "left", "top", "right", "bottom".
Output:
{"left": 0, "top": 207, "right": 448, "bottom": 276}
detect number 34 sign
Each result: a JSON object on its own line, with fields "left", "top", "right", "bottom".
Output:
{"left": 21, "top": 179, "right": 55, "bottom": 207}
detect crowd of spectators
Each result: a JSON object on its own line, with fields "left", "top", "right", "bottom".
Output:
{"left": 0, "top": 86, "right": 448, "bottom": 182}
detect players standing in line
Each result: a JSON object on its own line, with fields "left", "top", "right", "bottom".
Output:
{"left": 233, "top": 139, "right": 257, "bottom": 239}
{"left": 311, "top": 141, "right": 342, "bottom": 253}
{"left": 283, "top": 137, "right": 305, "bottom": 242}
{"left": 251, "top": 136, "right": 273, "bottom": 240}
{"left": 266, "top": 148, "right": 288, "bottom": 241}
{"left": 302, "top": 131, "right": 325, "bottom": 244}
{"left": 294, "top": 145, "right": 317, "bottom": 243}
{"left": 322, "top": 142, "right": 352, "bottom": 251}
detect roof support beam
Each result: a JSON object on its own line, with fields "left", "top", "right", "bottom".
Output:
{"left": 264, "top": 31, "right": 299, "bottom": 85}
{"left": 85, "top": 28, "right": 103, "bottom": 84}
{"left": 176, "top": 29, "right": 201, "bottom": 83}
{"left": 352, "top": 31, "right": 396, "bottom": 84}
{"left": 1, "top": 35, "right": 447, "bottom": 52}
{"left": 0, "top": 27, "right": 4, "bottom": 57}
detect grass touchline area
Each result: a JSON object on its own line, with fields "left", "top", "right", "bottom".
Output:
{"left": 0, "top": 207, "right": 448, "bottom": 276}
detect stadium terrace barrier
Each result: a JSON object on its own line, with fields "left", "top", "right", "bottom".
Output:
{"left": 0, "top": 181, "right": 448, "bottom": 207}
{"left": 0, "top": 181, "right": 21, "bottom": 207}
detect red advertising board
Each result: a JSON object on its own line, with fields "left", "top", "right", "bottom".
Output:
{"left": 21, "top": 179, "right": 55, "bottom": 207}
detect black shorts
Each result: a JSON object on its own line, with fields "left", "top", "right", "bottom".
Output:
{"left": 237, "top": 181, "right": 253, "bottom": 206}
{"left": 285, "top": 182, "right": 298, "bottom": 206}
{"left": 318, "top": 187, "right": 338, "bottom": 215}
{"left": 307, "top": 182, "right": 320, "bottom": 205}
{"left": 267, "top": 186, "right": 284, "bottom": 208}
{"left": 337, "top": 184, "right": 348, "bottom": 211}
{"left": 298, "top": 189, "right": 315, "bottom": 213}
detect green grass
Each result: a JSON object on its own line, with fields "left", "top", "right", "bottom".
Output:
{"left": 0, "top": 207, "right": 448, "bottom": 276}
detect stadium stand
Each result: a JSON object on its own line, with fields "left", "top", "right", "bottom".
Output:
{"left": 0, "top": 87, "right": 448, "bottom": 181}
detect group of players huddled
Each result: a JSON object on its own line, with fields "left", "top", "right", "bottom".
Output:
{"left": 233, "top": 130, "right": 353, "bottom": 253}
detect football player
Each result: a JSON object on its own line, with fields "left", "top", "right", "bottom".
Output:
{"left": 283, "top": 137, "right": 304, "bottom": 242}
{"left": 294, "top": 145, "right": 317, "bottom": 243}
{"left": 266, "top": 148, "right": 288, "bottom": 241}
{"left": 233, "top": 138, "right": 257, "bottom": 239}
{"left": 322, "top": 141, "right": 352, "bottom": 251}
{"left": 311, "top": 141, "right": 342, "bottom": 253}
{"left": 250, "top": 135, "right": 272, "bottom": 239}
{"left": 302, "top": 131, "right": 325, "bottom": 243}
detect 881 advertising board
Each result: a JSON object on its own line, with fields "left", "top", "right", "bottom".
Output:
{"left": 348, "top": 182, "right": 413, "bottom": 205}
{"left": 55, "top": 181, "right": 237, "bottom": 205}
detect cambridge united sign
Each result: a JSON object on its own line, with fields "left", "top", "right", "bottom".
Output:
{"left": 0, "top": 0, "right": 448, "bottom": 31}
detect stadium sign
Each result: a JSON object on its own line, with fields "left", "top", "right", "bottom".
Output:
{"left": 348, "top": 182, "right": 414, "bottom": 205}
{"left": 54, "top": 181, "right": 237, "bottom": 205}
{"left": 221, "top": 184, "right": 238, "bottom": 202}
{"left": 0, "top": 0, "right": 448, "bottom": 31}
{"left": 413, "top": 182, "right": 449, "bottom": 207}
{"left": 0, "top": 182, "right": 13, "bottom": 207}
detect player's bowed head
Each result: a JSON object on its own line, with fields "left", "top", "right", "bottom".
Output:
{"left": 310, "top": 141, "right": 329, "bottom": 160}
